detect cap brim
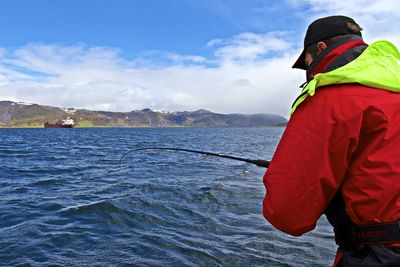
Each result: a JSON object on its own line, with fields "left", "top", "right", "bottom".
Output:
{"left": 292, "top": 50, "right": 307, "bottom": 70}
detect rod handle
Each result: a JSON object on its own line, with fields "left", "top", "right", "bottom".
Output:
{"left": 254, "top": 159, "right": 270, "bottom": 168}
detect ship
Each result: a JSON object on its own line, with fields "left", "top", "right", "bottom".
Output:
{"left": 44, "top": 117, "right": 75, "bottom": 128}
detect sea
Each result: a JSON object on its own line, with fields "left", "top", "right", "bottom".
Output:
{"left": 0, "top": 127, "right": 336, "bottom": 266}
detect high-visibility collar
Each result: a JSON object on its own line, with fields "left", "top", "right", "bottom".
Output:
{"left": 291, "top": 40, "right": 400, "bottom": 115}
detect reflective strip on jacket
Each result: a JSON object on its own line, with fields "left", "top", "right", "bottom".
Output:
{"left": 291, "top": 40, "right": 400, "bottom": 114}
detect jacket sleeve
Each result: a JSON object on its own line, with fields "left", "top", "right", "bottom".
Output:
{"left": 263, "top": 91, "right": 359, "bottom": 236}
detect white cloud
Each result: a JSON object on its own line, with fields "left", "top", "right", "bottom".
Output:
{"left": 213, "top": 32, "right": 291, "bottom": 61}
{"left": 0, "top": 35, "right": 302, "bottom": 117}
{"left": 206, "top": 38, "right": 223, "bottom": 48}
{"left": 166, "top": 53, "right": 207, "bottom": 64}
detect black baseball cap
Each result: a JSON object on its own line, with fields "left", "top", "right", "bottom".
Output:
{"left": 292, "top": 15, "right": 362, "bottom": 69}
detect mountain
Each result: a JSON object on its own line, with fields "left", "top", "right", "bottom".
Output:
{"left": 0, "top": 101, "right": 288, "bottom": 127}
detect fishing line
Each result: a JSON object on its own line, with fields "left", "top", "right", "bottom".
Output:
{"left": 119, "top": 147, "right": 270, "bottom": 168}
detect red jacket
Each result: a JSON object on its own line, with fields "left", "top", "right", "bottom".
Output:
{"left": 263, "top": 47, "right": 400, "bottom": 237}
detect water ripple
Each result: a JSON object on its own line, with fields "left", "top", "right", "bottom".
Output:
{"left": 0, "top": 128, "right": 336, "bottom": 266}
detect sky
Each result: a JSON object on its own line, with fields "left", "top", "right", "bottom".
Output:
{"left": 0, "top": 0, "right": 399, "bottom": 116}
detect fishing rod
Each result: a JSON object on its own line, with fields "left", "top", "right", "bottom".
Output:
{"left": 119, "top": 147, "right": 270, "bottom": 168}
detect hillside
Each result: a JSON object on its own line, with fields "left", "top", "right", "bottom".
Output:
{"left": 0, "top": 101, "right": 288, "bottom": 127}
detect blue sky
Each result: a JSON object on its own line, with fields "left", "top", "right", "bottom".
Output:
{"left": 0, "top": 2, "right": 274, "bottom": 44}
{"left": 0, "top": 0, "right": 399, "bottom": 116}
{"left": 0, "top": 0, "right": 305, "bottom": 58}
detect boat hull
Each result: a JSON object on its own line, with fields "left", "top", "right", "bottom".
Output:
{"left": 44, "top": 122, "right": 75, "bottom": 128}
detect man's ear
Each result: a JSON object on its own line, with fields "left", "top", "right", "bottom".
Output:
{"left": 317, "top": 41, "right": 327, "bottom": 51}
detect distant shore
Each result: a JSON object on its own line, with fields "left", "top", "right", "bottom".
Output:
{"left": 0, "top": 101, "right": 288, "bottom": 128}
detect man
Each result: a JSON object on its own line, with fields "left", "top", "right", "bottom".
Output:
{"left": 262, "top": 15, "right": 400, "bottom": 266}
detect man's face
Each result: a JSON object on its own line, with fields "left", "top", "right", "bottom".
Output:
{"left": 303, "top": 41, "right": 327, "bottom": 69}
{"left": 304, "top": 52, "right": 314, "bottom": 68}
